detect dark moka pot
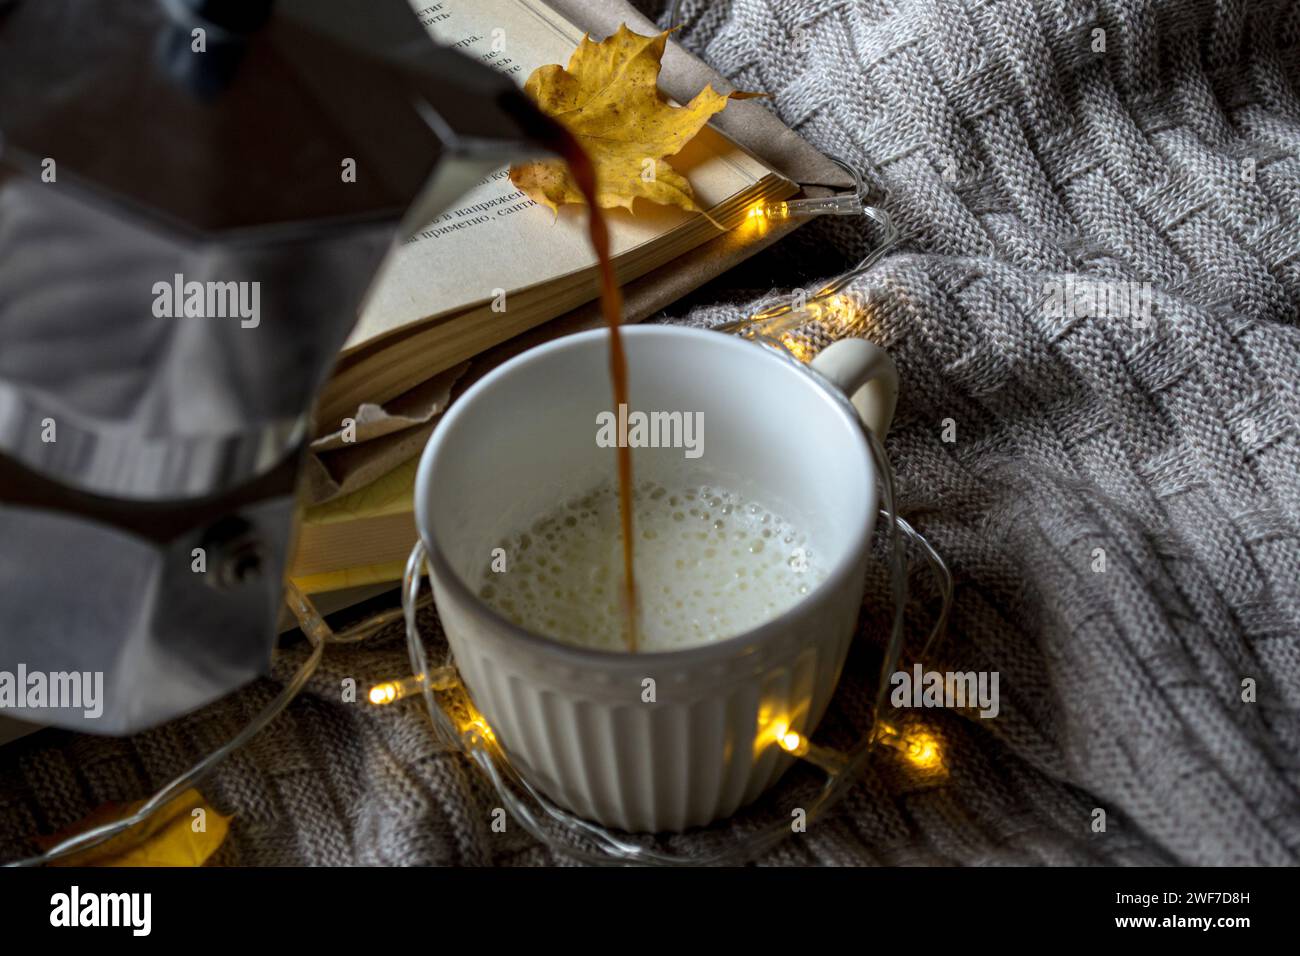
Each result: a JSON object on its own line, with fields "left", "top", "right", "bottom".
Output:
{"left": 0, "top": 0, "right": 564, "bottom": 733}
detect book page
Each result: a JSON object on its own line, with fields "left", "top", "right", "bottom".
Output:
{"left": 347, "top": 0, "right": 775, "bottom": 350}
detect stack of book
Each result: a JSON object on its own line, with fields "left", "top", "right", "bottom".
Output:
{"left": 288, "top": 0, "right": 849, "bottom": 599}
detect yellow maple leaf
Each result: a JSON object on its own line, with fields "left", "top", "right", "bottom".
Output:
{"left": 37, "top": 788, "right": 230, "bottom": 867}
{"left": 509, "top": 25, "right": 760, "bottom": 214}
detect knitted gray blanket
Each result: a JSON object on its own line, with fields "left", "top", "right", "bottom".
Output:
{"left": 2, "top": 0, "right": 1298, "bottom": 865}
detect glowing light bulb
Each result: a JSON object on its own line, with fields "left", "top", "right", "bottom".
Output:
{"left": 877, "top": 721, "right": 945, "bottom": 772}
{"left": 367, "top": 674, "right": 426, "bottom": 706}
{"left": 903, "top": 731, "right": 942, "bottom": 769}
{"left": 464, "top": 714, "right": 496, "bottom": 743}
{"left": 759, "top": 718, "right": 809, "bottom": 756}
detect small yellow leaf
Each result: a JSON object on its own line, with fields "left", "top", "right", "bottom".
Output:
{"left": 37, "top": 788, "right": 230, "bottom": 867}
{"left": 509, "top": 25, "right": 760, "bottom": 215}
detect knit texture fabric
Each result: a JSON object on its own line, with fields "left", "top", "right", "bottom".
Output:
{"left": 2, "top": 0, "right": 1298, "bottom": 865}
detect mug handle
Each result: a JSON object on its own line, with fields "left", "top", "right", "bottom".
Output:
{"left": 809, "top": 338, "right": 899, "bottom": 438}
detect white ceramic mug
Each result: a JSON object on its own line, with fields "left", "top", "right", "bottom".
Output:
{"left": 415, "top": 325, "right": 897, "bottom": 832}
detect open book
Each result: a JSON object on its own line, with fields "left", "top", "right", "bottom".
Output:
{"left": 314, "top": 0, "right": 795, "bottom": 428}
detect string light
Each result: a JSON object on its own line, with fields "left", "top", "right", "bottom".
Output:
{"left": 747, "top": 193, "right": 866, "bottom": 222}
{"left": 753, "top": 713, "right": 803, "bottom": 757}
{"left": 752, "top": 715, "right": 848, "bottom": 774}
{"left": 905, "top": 732, "right": 942, "bottom": 770}
{"left": 876, "top": 721, "right": 946, "bottom": 773}
{"left": 368, "top": 675, "right": 424, "bottom": 705}
{"left": 464, "top": 714, "right": 496, "bottom": 745}
{"left": 721, "top": 205, "right": 899, "bottom": 339}
{"left": 447, "top": 686, "right": 498, "bottom": 745}
{"left": 368, "top": 667, "right": 459, "bottom": 706}
{"left": 368, "top": 674, "right": 942, "bottom": 794}
{"left": 370, "top": 665, "right": 498, "bottom": 750}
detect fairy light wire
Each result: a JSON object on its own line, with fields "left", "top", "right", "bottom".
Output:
{"left": 720, "top": 203, "right": 901, "bottom": 334}
{"left": 745, "top": 155, "right": 875, "bottom": 224}
{"left": 404, "top": 543, "right": 461, "bottom": 752}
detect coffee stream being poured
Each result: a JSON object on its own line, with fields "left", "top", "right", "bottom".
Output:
{"left": 547, "top": 128, "right": 640, "bottom": 652}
